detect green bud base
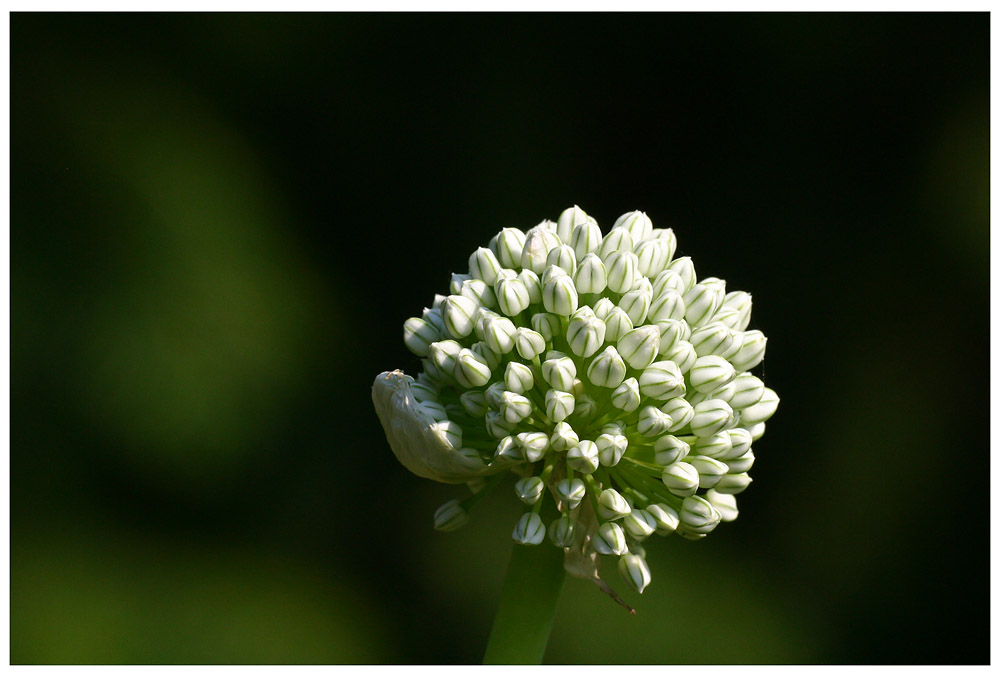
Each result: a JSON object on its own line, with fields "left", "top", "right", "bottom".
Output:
{"left": 482, "top": 536, "right": 566, "bottom": 664}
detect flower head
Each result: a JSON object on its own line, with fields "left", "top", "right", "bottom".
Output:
{"left": 373, "top": 206, "right": 778, "bottom": 600}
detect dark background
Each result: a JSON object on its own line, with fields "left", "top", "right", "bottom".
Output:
{"left": 11, "top": 12, "right": 989, "bottom": 664}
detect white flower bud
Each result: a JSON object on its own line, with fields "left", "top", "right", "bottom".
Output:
{"left": 460, "top": 279, "right": 496, "bottom": 308}
{"left": 726, "top": 449, "right": 755, "bottom": 474}
{"left": 613, "top": 210, "right": 653, "bottom": 242}
{"left": 512, "top": 512, "right": 546, "bottom": 545}
{"left": 603, "top": 307, "right": 634, "bottom": 343}
{"left": 705, "top": 489, "right": 739, "bottom": 522}
{"left": 566, "top": 313, "right": 607, "bottom": 358}
{"left": 470, "top": 341, "right": 502, "bottom": 372}
{"left": 587, "top": 346, "right": 627, "bottom": 388}
{"left": 566, "top": 440, "right": 599, "bottom": 474}
{"left": 690, "top": 399, "right": 735, "bottom": 437}
{"left": 623, "top": 509, "right": 657, "bottom": 540}
{"left": 495, "top": 277, "right": 530, "bottom": 316}
{"left": 596, "top": 432, "right": 628, "bottom": 467}
{"left": 419, "top": 399, "right": 449, "bottom": 422}
{"left": 434, "top": 499, "right": 470, "bottom": 532}
{"left": 546, "top": 244, "right": 577, "bottom": 275}
{"left": 610, "top": 377, "right": 641, "bottom": 413}
{"left": 690, "top": 322, "right": 738, "bottom": 358}
{"left": 525, "top": 313, "right": 555, "bottom": 343}
{"left": 722, "top": 290, "right": 753, "bottom": 331}
{"left": 441, "top": 294, "right": 479, "bottom": 338}
{"left": 683, "top": 282, "right": 723, "bottom": 328}
{"left": 592, "top": 296, "right": 616, "bottom": 320}
{"left": 484, "top": 380, "right": 507, "bottom": 409}
{"left": 650, "top": 227, "right": 677, "bottom": 260}
{"left": 647, "top": 503, "right": 680, "bottom": 535}
{"left": 592, "top": 522, "right": 628, "bottom": 556}
{"left": 550, "top": 421, "right": 579, "bottom": 452}
{"left": 617, "top": 326, "right": 660, "bottom": 370}
{"left": 450, "top": 273, "right": 471, "bottom": 295}
{"left": 518, "top": 268, "right": 542, "bottom": 304}
{"left": 557, "top": 205, "right": 594, "bottom": 242}
{"left": 494, "top": 435, "right": 523, "bottom": 462}
{"left": 701, "top": 276, "right": 727, "bottom": 294}
{"left": 660, "top": 397, "right": 695, "bottom": 432}
{"left": 748, "top": 422, "right": 767, "bottom": 441}
{"left": 486, "top": 411, "right": 517, "bottom": 440}
{"left": 520, "top": 228, "right": 562, "bottom": 274}
{"left": 690, "top": 455, "right": 728, "bottom": 489}
{"left": 637, "top": 406, "right": 673, "bottom": 437}
{"left": 427, "top": 420, "right": 463, "bottom": 451}
{"left": 500, "top": 391, "right": 533, "bottom": 424}
{"left": 729, "top": 373, "right": 765, "bottom": 410}
{"left": 570, "top": 218, "right": 603, "bottom": 258}
{"left": 661, "top": 461, "right": 700, "bottom": 497}
{"left": 679, "top": 495, "right": 721, "bottom": 534}
{"left": 739, "top": 387, "right": 780, "bottom": 425}
{"left": 453, "top": 348, "right": 492, "bottom": 388}
{"left": 635, "top": 239, "right": 670, "bottom": 278}
{"left": 481, "top": 316, "right": 516, "bottom": 354}
{"left": 689, "top": 355, "right": 737, "bottom": 393}
{"left": 651, "top": 269, "right": 686, "bottom": 297}
{"left": 459, "top": 390, "right": 489, "bottom": 417}
{"left": 574, "top": 253, "right": 608, "bottom": 294}
{"left": 513, "top": 328, "right": 546, "bottom": 360}
{"left": 666, "top": 256, "right": 696, "bottom": 292}
{"left": 730, "top": 330, "right": 767, "bottom": 371}
{"left": 469, "top": 246, "right": 502, "bottom": 286}
{"left": 618, "top": 552, "right": 652, "bottom": 593}
{"left": 490, "top": 227, "right": 527, "bottom": 268}
{"left": 663, "top": 339, "right": 698, "bottom": 373}
{"left": 516, "top": 431, "right": 550, "bottom": 463}
{"left": 555, "top": 477, "right": 587, "bottom": 510}
{"left": 502, "top": 363, "right": 533, "bottom": 395}
{"left": 421, "top": 306, "right": 446, "bottom": 333}
{"left": 549, "top": 514, "right": 577, "bottom": 547}
{"left": 597, "top": 488, "right": 632, "bottom": 521}
{"left": 514, "top": 476, "right": 545, "bottom": 505}
{"left": 647, "top": 288, "right": 686, "bottom": 323}
{"left": 714, "top": 472, "right": 753, "bottom": 495}
{"left": 541, "top": 356, "right": 577, "bottom": 392}
{"left": 542, "top": 271, "right": 579, "bottom": 316}
{"left": 598, "top": 228, "right": 634, "bottom": 260}
{"left": 725, "top": 427, "right": 753, "bottom": 460}
{"left": 545, "top": 389, "right": 575, "bottom": 423}
{"left": 653, "top": 434, "right": 690, "bottom": 466}
{"left": 619, "top": 284, "right": 652, "bottom": 325}
{"left": 403, "top": 317, "right": 442, "bottom": 357}
{"left": 429, "top": 339, "right": 463, "bottom": 374}
{"left": 638, "top": 360, "right": 686, "bottom": 400}
{"left": 654, "top": 319, "right": 690, "bottom": 354}
{"left": 605, "top": 250, "right": 638, "bottom": 293}
{"left": 694, "top": 432, "right": 733, "bottom": 460}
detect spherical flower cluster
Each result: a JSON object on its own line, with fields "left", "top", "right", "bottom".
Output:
{"left": 372, "top": 206, "right": 778, "bottom": 596}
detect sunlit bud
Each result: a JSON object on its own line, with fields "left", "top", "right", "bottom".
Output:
{"left": 722, "top": 290, "right": 753, "bottom": 331}
{"left": 597, "top": 488, "right": 632, "bottom": 521}
{"left": 690, "top": 455, "right": 728, "bottom": 489}
{"left": 434, "top": 500, "right": 470, "bottom": 532}
{"left": 729, "top": 373, "right": 765, "bottom": 410}
{"left": 690, "top": 355, "right": 737, "bottom": 393}
{"left": 486, "top": 411, "right": 517, "bottom": 440}
{"left": 611, "top": 377, "right": 641, "bottom": 413}
{"left": 725, "top": 428, "right": 753, "bottom": 460}
{"left": 490, "top": 227, "right": 527, "bottom": 268}
{"left": 654, "top": 319, "right": 690, "bottom": 354}
{"left": 500, "top": 391, "right": 533, "bottom": 425}
{"left": 440, "top": 294, "right": 479, "bottom": 338}
{"left": 710, "top": 307, "right": 743, "bottom": 330}
{"left": 596, "top": 432, "right": 628, "bottom": 467}
{"left": 618, "top": 552, "right": 652, "bottom": 593}
{"left": 598, "top": 228, "right": 634, "bottom": 260}
{"left": 494, "top": 435, "right": 523, "bottom": 462}
{"left": 605, "top": 250, "right": 639, "bottom": 293}
{"left": 663, "top": 339, "right": 698, "bottom": 373}
{"left": 730, "top": 330, "right": 767, "bottom": 372}
{"left": 661, "top": 461, "right": 700, "bottom": 497}
{"left": 726, "top": 449, "right": 755, "bottom": 474}
{"left": 520, "top": 228, "right": 562, "bottom": 274}
{"left": 555, "top": 478, "right": 587, "bottom": 511}
{"left": 479, "top": 316, "right": 515, "bottom": 354}
{"left": 666, "top": 256, "right": 697, "bottom": 292}
{"left": 574, "top": 253, "right": 608, "bottom": 294}
{"left": 431, "top": 293, "right": 447, "bottom": 309}
{"left": 557, "top": 205, "right": 594, "bottom": 242}
{"left": 495, "top": 277, "right": 530, "bottom": 316}
{"left": 705, "top": 489, "right": 739, "bottom": 522}
{"left": 707, "top": 377, "right": 738, "bottom": 404}
{"left": 603, "top": 307, "right": 634, "bottom": 343}
{"left": 637, "top": 406, "right": 673, "bottom": 437}
{"left": 701, "top": 276, "right": 726, "bottom": 293}
{"left": 549, "top": 422, "right": 579, "bottom": 452}
{"left": 647, "top": 288, "right": 686, "bottom": 323}
{"left": 679, "top": 495, "right": 721, "bottom": 534}
{"left": 587, "top": 346, "right": 628, "bottom": 388}
{"left": 429, "top": 339, "right": 463, "bottom": 374}
{"left": 623, "top": 509, "right": 657, "bottom": 540}
{"left": 651, "top": 269, "right": 686, "bottom": 298}
{"left": 690, "top": 399, "right": 735, "bottom": 437}
{"left": 450, "top": 273, "right": 472, "bottom": 295}
{"left": 653, "top": 435, "right": 690, "bottom": 466}
{"left": 516, "top": 431, "right": 550, "bottom": 463}
{"left": 545, "top": 389, "right": 575, "bottom": 423}
{"left": 549, "top": 515, "right": 577, "bottom": 547}
{"left": 514, "top": 476, "right": 545, "bottom": 505}
{"left": 403, "top": 317, "right": 442, "bottom": 357}
{"left": 546, "top": 244, "right": 577, "bottom": 275}
{"left": 690, "top": 322, "right": 737, "bottom": 358}
{"left": 613, "top": 210, "right": 653, "bottom": 242}
{"left": 467, "top": 247, "right": 502, "bottom": 286}
{"left": 592, "top": 522, "right": 628, "bottom": 556}
{"left": 659, "top": 398, "right": 694, "bottom": 433}
{"left": 693, "top": 432, "right": 733, "bottom": 460}
{"left": 459, "top": 390, "right": 489, "bottom": 417}
{"left": 499, "top": 364, "right": 531, "bottom": 396}
{"left": 592, "top": 296, "right": 616, "bottom": 320}
{"left": 683, "top": 282, "right": 723, "bottom": 327}
{"left": 634, "top": 239, "right": 670, "bottom": 278}
{"left": 513, "top": 512, "right": 546, "bottom": 545}
{"left": 566, "top": 440, "right": 599, "bottom": 474}
{"left": 566, "top": 313, "right": 607, "bottom": 358}
{"left": 619, "top": 282, "right": 653, "bottom": 325}
{"left": 748, "top": 422, "right": 767, "bottom": 441}
{"left": 647, "top": 503, "right": 680, "bottom": 535}
{"left": 714, "top": 472, "right": 753, "bottom": 495}
{"left": 518, "top": 268, "right": 542, "bottom": 304}
{"left": 460, "top": 279, "right": 496, "bottom": 308}
{"left": 469, "top": 342, "right": 502, "bottom": 374}
{"left": 617, "top": 326, "right": 660, "bottom": 370}
{"left": 474, "top": 307, "right": 500, "bottom": 338}
{"left": 650, "top": 227, "right": 677, "bottom": 261}
{"left": 541, "top": 356, "right": 577, "bottom": 392}
{"left": 740, "top": 387, "right": 780, "bottom": 425}
{"left": 639, "top": 360, "right": 686, "bottom": 400}
{"left": 542, "top": 269, "right": 579, "bottom": 316}
{"left": 513, "top": 328, "right": 546, "bottom": 360}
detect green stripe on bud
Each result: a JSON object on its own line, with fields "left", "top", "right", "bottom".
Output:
{"left": 623, "top": 509, "right": 657, "bottom": 540}
{"left": 610, "top": 377, "right": 641, "bottom": 413}
{"left": 690, "top": 399, "right": 735, "bottom": 437}
{"left": 647, "top": 503, "right": 679, "bottom": 535}
{"left": 549, "top": 421, "right": 579, "bottom": 452}
{"left": 513, "top": 328, "right": 546, "bottom": 360}
{"left": 618, "top": 552, "right": 652, "bottom": 593}
{"left": 592, "top": 522, "right": 628, "bottom": 556}
{"left": 566, "top": 313, "right": 607, "bottom": 358}
{"left": 730, "top": 329, "right": 767, "bottom": 371}
{"left": 545, "top": 389, "right": 575, "bottom": 423}
{"left": 653, "top": 434, "right": 690, "bottom": 466}
{"left": 516, "top": 431, "right": 550, "bottom": 463}
{"left": 546, "top": 244, "right": 577, "bottom": 275}
{"left": 596, "top": 431, "right": 628, "bottom": 467}
{"left": 574, "top": 253, "right": 608, "bottom": 294}
{"left": 613, "top": 210, "right": 653, "bottom": 242}
{"left": 403, "top": 317, "right": 441, "bottom": 356}
{"left": 566, "top": 440, "right": 599, "bottom": 474}
{"left": 638, "top": 360, "right": 686, "bottom": 400}
{"left": 660, "top": 397, "right": 694, "bottom": 432}
{"left": 618, "top": 326, "right": 661, "bottom": 370}
{"left": 598, "top": 228, "right": 634, "bottom": 260}
{"left": 495, "top": 277, "right": 530, "bottom": 316}
{"left": 512, "top": 512, "right": 546, "bottom": 545}
{"left": 637, "top": 406, "right": 673, "bottom": 437}
{"left": 541, "top": 356, "right": 577, "bottom": 392}
{"left": 514, "top": 476, "right": 546, "bottom": 505}
{"left": 489, "top": 227, "right": 526, "bottom": 268}
{"left": 605, "top": 250, "right": 638, "bottom": 293}
{"left": 661, "top": 461, "right": 699, "bottom": 497}
{"left": 690, "top": 455, "right": 728, "bottom": 489}
{"left": 597, "top": 488, "right": 632, "bottom": 521}
{"left": 434, "top": 500, "right": 470, "bottom": 532}
{"left": 689, "top": 355, "right": 737, "bottom": 393}
{"left": 679, "top": 495, "right": 722, "bottom": 534}
{"left": 442, "top": 294, "right": 479, "bottom": 338}
{"left": 504, "top": 361, "right": 534, "bottom": 393}
{"left": 555, "top": 478, "right": 586, "bottom": 510}
{"left": 549, "top": 515, "right": 577, "bottom": 547}
{"left": 739, "top": 387, "right": 780, "bottom": 425}
{"left": 587, "top": 346, "right": 627, "bottom": 388}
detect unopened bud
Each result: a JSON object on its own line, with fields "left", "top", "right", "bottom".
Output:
{"left": 730, "top": 329, "right": 767, "bottom": 372}
{"left": 566, "top": 313, "right": 607, "bottom": 358}
{"left": 739, "top": 387, "right": 780, "bottom": 425}
{"left": 434, "top": 499, "right": 470, "bottom": 532}
{"left": 610, "top": 377, "right": 641, "bottom": 413}
{"left": 597, "top": 488, "right": 632, "bottom": 521}
{"left": 660, "top": 397, "right": 695, "bottom": 432}
{"left": 690, "top": 399, "right": 735, "bottom": 437}
{"left": 613, "top": 210, "right": 653, "bottom": 242}
{"left": 495, "top": 277, "right": 530, "bottom": 316}
{"left": 653, "top": 435, "right": 690, "bottom": 466}
{"left": 549, "top": 514, "right": 577, "bottom": 547}
{"left": 555, "top": 477, "right": 587, "bottom": 510}
{"left": 513, "top": 328, "right": 546, "bottom": 360}
{"left": 520, "top": 228, "right": 562, "bottom": 274}
{"left": 689, "top": 355, "right": 737, "bottom": 393}
{"left": 514, "top": 476, "right": 545, "bottom": 505}
{"left": 592, "top": 522, "right": 628, "bottom": 556}
{"left": 490, "top": 227, "right": 526, "bottom": 268}
{"left": 504, "top": 361, "right": 535, "bottom": 393}
{"left": 512, "top": 512, "right": 546, "bottom": 545}
{"left": 549, "top": 422, "right": 579, "bottom": 452}
{"left": 587, "top": 346, "right": 627, "bottom": 388}
{"left": 661, "top": 461, "right": 700, "bottom": 497}
{"left": 516, "top": 431, "right": 550, "bottom": 463}
{"left": 618, "top": 326, "right": 661, "bottom": 370}
{"left": 605, "top": 250, "right": 638, "bottom": 293}
{"left": 566, "top": 440, "right": 599, "bottom": 474}
{"left": 545, "top": 389, "right": 575, "bottom": 423}
{"left": 442, "top": 294, "right": 479, "bottom": 338}
{"left": 596, "top": 432, "right": 628, "bottom": 467}
{"left": 637, "top": 406, "right": 673, "bottom": 437}
{"left": 646, "top": 503, "right": 680, "bottom": 534}
{"left": 622, "top": 509, "right": 657, "bottom": 540}
{"left": 618, "top": 552, "right": 652, "bottom": 593}
{"left": 638, "top": 360, "right": 686, "bottom": 400}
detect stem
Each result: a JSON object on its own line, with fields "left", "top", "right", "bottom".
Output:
{"left": 482, "top": 531, "right": 566, "bottom": 664}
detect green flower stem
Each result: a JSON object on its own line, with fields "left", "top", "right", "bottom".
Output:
{"left": 483, "top": 512, "right": 566, "bottom": 664}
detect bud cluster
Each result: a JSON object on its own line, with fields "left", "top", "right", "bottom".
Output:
{"left": 374, "top": 206, "right": 778, "bottom": 597}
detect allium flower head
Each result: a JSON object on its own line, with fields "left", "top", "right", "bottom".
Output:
{"left": 373, "top": 206, "right": 778, "bottom": 599}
